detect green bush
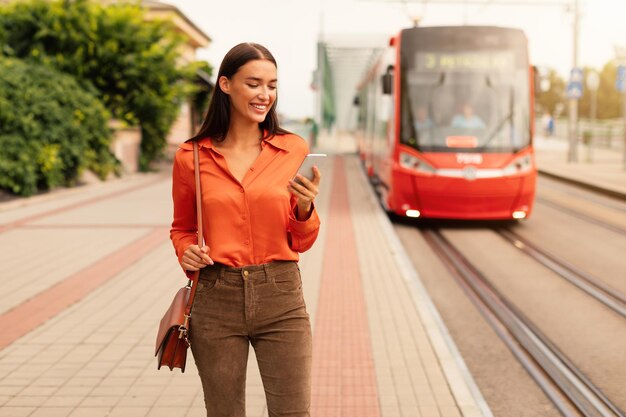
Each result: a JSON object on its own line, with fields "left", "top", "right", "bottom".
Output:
{"left": 0, "top": 57, "right": 117, "bottom": 196}
{"left": 0, "top": 0, "right": 200, "bottom": 170}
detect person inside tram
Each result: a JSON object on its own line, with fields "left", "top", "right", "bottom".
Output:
{"left": 414, "top": 106, "right": 433, "bottom": 131}
{"left": 450, "top": 103, "right": 486, "bottom": 130}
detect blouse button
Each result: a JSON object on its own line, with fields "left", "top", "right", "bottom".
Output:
{"left": 239, "top": 188, "right": 244, "bottom": 193}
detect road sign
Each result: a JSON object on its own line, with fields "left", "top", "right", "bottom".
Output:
{"left": 567, "top": 83, "right": 583, "bottom": 99}
{"left": 570, "top": 67, "right": 584, "bottom": 83}
{"left": 586, "top": 71, "right": 600, "bottom": 91}
{"left": 567, "top": 67, "right": 584, "bottom": 100}
{"left": 616, "top": 65, "right": 626, "bottom": 93}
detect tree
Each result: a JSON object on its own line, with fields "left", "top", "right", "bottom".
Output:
{"left": 535, "top": 68, "right": 566, "bottom": 116}
{"left": 0, "top": 57, "right": 115, "bottom": 196}
{"left": 577, "top": 64, "right": 622, "bottom": 120}
{"left": 595, "top": 61, "right": 621, "bottom": 119}
{"left": 0, "top": 0, "right": 199, "bottom": 169}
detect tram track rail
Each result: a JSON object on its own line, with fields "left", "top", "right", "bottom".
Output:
{"left": 496, "top": 228, "right": 626, "bottom": 319}
{"left": 535, "top": 196, "right": 626, "bottom": 237}
{"left": 422, "top": 228, "right": 626, "bottom": 417}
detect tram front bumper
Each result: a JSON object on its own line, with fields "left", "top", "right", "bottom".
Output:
{"left": 391, "top": 172, "right": 536, "bottom": 220}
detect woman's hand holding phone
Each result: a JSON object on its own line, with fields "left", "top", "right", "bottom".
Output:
{"left": 288, "top": 154, "right": 324, "bottom": 220}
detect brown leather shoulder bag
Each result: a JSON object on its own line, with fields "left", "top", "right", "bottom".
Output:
{"left": 155, "top": 141, "right": 203, "bottom": 372}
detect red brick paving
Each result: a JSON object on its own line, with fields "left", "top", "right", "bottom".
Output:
{"left": 0, "top": 227, "right": 168, "bottom": 349}
{"left": 311, "top": 156, "right": 381, "bottom": 416}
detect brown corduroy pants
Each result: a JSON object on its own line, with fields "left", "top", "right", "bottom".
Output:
{"left": 190, "top": 261, "right": 312, "bottom": 417}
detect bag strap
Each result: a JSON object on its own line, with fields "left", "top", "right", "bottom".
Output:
{"left": 184, "top": 141, "right": 204, "bottom": 319}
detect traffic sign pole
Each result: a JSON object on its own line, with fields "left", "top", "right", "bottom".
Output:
{"left": 567, "top": 0, "right": 580, "bottom": 163}
{"left": 623, "top": 92, "right": 626, "bottom": 171}
{"left": 566, "top": 68, "right": 583, "bottom": 163}
{"left": 618, "top": 66, "right": 626, "bottom": 170}
{"left": 617, "top": 65, "right": 626, "bottom": 170}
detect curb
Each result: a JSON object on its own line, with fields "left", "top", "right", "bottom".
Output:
{"left": 355, "top": 161, "right": 494, "bottom": 417}
{"left": 538, "top": 169, "right": 626, "bottom": 201}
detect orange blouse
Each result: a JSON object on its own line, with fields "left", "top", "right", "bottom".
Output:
{"left": 170, "top": 133, "right": 321, "bottom": 277}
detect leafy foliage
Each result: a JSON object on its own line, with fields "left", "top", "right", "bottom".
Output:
{"left": 536, "top": 64, "right": 623, "bottom": 120}
{"left": 578, "top": 63, "right": 622, "bottom": 120}
{"left": 535, "top": 68, "right": 566, "bottom": 116}
{"left": 0, "top": 57, "right": 116, "bottom": 196}
{"left": 0, "top": 0, "right": 197, "bottom": 169}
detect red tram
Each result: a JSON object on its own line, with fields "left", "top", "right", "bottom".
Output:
{"left": 355, "top": 26, "right": 537, "bottom": 220}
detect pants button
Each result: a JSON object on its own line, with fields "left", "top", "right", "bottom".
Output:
{"left": 243, "top": 270, "right": 249, "bottom": 279}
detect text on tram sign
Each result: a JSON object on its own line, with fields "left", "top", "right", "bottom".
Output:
{"left": 416, "top": 52, "right": 515, "bottom": 72}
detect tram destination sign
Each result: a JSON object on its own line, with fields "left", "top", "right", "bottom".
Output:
{"left": 415, "top": 51, "right": 515, "bottom": 72}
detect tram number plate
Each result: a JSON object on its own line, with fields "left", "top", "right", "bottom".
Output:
{"left": 456, "top": 153, "right": 483, "bottom": 165}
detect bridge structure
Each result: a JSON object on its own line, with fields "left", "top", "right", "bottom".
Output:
{"left": 313, "top": 33, "right": 390, "bottom": 132}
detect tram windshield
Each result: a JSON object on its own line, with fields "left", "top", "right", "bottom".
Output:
{"left": 400, "top": 30, "right": 531, "bottom": 153}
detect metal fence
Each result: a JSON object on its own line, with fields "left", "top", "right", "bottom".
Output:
{"left": 543, "top": 118, "right": 625, "bottom": 150}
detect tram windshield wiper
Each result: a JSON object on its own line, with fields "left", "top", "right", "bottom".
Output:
{"left": 477, "top": 86, "right": 515, "bottom": 152}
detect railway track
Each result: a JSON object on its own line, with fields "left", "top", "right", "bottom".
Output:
{"left": 422, "top": 228, "right": 625, "bottom": 417}
{"left": 535, "top": 196, "right": 626, "bottom": 237}
{"left": 496, "top": 228, "right": 626, "bottom": 319}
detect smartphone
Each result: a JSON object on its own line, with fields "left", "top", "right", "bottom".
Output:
{"left": 293, "top": 153, "right": 326, "bottom": 185}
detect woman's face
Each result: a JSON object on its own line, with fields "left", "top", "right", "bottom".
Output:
{"left": 220, "top": 59, "right": 277, "bottom": 125}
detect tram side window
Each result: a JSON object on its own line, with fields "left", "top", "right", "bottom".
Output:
{"left": 357, "top": 91, "right": 367, "bottom": 131}
{"left": 367, "top": 82, "right": 377, "bottom": 139}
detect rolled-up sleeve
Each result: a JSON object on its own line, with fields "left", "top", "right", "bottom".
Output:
{"left": 288, "top": 201, "right": 321, "bottom": 253}
{"left": 170, "top": 151, "right": 197, "bottom": 277}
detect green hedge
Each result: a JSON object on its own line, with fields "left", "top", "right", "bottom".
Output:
{"left": 0, "top": 57, "right": 117, "bottom": 196}
{"left": 0, "top": 0, "right": 197, "bottom": 170}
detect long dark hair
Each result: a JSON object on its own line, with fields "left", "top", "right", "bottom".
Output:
{"left": 190, "top": 43, "right": 289, "bottom": 142}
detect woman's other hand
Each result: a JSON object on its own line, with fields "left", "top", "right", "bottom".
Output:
{"left": 288, "top": 166, "right": 321, "bottom": 220}
{"left": 181, "top": 245, "right": 214, "bottom": 271}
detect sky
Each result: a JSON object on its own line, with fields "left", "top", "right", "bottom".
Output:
{"left": 165, "top": 0, "right": 626, "bottom": 119}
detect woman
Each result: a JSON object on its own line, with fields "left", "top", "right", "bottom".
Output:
{"left": 170, "top": 42, "right": 321, "bottom": 417}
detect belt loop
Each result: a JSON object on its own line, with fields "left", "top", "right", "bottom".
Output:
{"left": 219, "top": 265, "right": 225, "bottom": 281}
{"left": 263, "top": 262, "right": 270, "bottom": 283}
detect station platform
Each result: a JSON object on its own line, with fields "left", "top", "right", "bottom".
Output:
{"left": 534, "top": 135, "right": 626, "bottom": 199}
{"left": 0, "top": 131, "right": 621, "bottom": 417}
{"left": 0, "top": 133, "right": 492, "bottom": 417}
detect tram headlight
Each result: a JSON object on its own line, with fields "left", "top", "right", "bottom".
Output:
{"left": 399, "top": 152, "right": 436, "bottom": 174}
{"left": 503, "top": 154, "right": 533, "bottom": 176}
{"left": 406, "top": 209, "right": 421, "bottom": 218}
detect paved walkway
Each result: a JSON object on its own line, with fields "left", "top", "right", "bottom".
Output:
{"left": 0, "top": 134, "right": 492, "bottom": 417}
